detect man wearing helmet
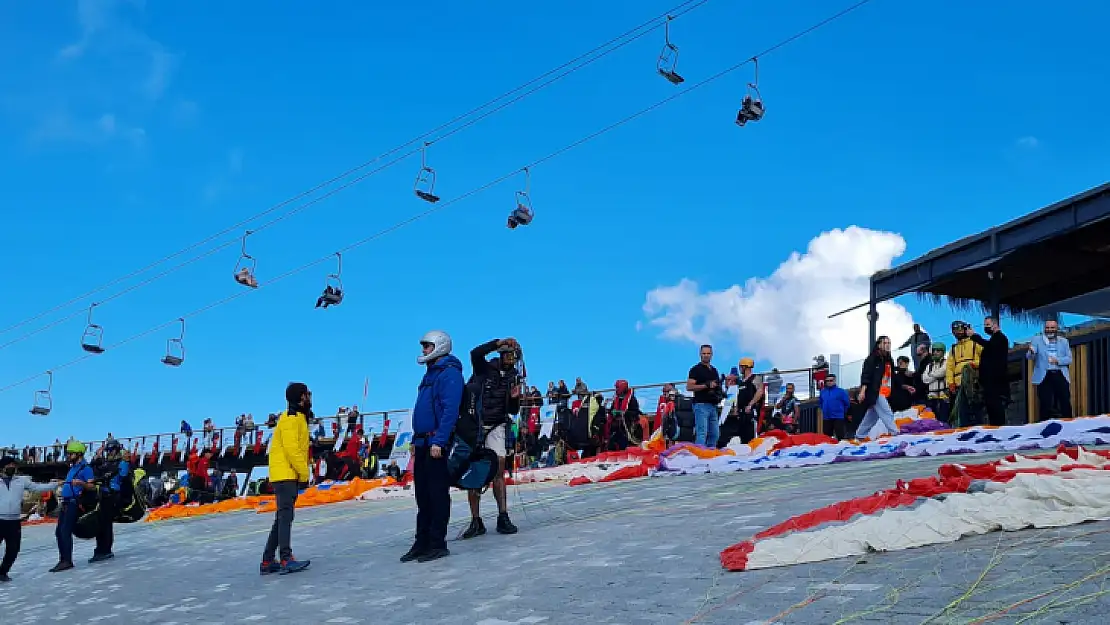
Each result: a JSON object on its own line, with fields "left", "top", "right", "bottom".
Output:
{"left": 402, "top": 330, "right": 464, "bottom": 563}
{"left": 51, "top": 440, "right": 94, "bottom": 573}
{"left": 1, "top": 456, "right": 59, "bottom": 582}
{"left": 945, "top": 321, "right": 983, "bottom": 426}
{"left": 460, "top": 337, "right": 522, "bottom": 539}
{"left": 726, "top": 357, "right": 763, "bottom": 443}
{"left": 89, "top": 439, "right": 131, "bottom": 563}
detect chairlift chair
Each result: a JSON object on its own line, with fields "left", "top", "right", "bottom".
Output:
{"left": 413, "top": 143, "right": 441, "bottom": 203}
{"left": 162, "top": 318, "right": 186, "bottom": 366}
{"left": 735, "top": 57, "right": 766, "bottom": 127}
{"left": 317, "top": 253, "right": 344, "bottom": 308}
{"left": 656, "top": 16, "right": 685, "bottom": 85}
{"left": 508, "top": 167, "right": 535, "bottom": 229}
{"left": 30, "top": 370, "right": 53, "bottom": 416}
{"left": 80, "top": 304, "right": 106, "bottom": 354}
{"left": 233, "top": 230, "right": 259, "bottom": 288}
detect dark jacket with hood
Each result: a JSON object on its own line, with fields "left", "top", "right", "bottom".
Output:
{"left": 469, "top": 340, "right": 521, "bottom": 426}
{"left": 412, "top": 354, "right": 464, "bottom": 448}
{"left": 859, "top": 350, "right": 893, "bottom": 409}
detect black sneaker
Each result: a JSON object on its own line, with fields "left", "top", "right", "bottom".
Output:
{"left": 88, "top": 553, "right": 114, "bottom": 564}
{"left": 496, "top": 512, "right": 518, "bottom": 535}
{"left": 49, "top": 561, "right": 74, "bottom": 573}
{"left": 0, "top": 573, "right": 11, "bottom": 583}
{"left": 461, "top": 517, "right": 486, "bottom": 539}
{"left": 417, "top": 548, "right": 450, "bottom": 563}
{"left": 400, "top": 545, "right": 425, "bottom": 563}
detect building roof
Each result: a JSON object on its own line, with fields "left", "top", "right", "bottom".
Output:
{"left": 870, "top": 182, "right": 1110, "bottom": 313}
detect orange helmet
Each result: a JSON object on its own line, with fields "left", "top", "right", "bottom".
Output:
{"left": 739, "top": 357, "right": 755, "bottom": 368}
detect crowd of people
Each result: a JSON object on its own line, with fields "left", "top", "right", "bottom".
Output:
{"left": 1, "top": 316, "right": 1080, "bottom": 580}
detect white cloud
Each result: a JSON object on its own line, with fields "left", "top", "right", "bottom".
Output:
{"left": 642, "top": 227, "right": 917, "bottom": 367}
{"left": 1016, "top": 136, "right": 1040, "bottom": 149}
{"left": 58, "top": 0, "right": 178, "bottom": 103}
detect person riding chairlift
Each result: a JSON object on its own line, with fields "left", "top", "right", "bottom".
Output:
{"left": 316, "top": 285, "right": 343, "bottom": 309}
{"left": 234, "top": 268, "right": 258, "bottom": 288}
{"left": 507, "top": 206, "right": 533, "bottom": 229}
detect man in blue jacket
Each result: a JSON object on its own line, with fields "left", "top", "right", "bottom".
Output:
{"left": 402, "top": 330, "right": 464, "bottom": 564}
{"left": 52, "top": 440, "right": 94, "bottom": 573}
{"left": 818, "top": 373, "right": 851, "bottom": 440}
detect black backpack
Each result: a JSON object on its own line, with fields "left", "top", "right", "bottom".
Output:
{"left": 446, "top": 376, "right": 497, "bottom": 491}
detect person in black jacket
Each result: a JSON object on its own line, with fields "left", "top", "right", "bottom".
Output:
{"left": 853, "top": 336, "right": 900, "bottom": 440}
{"left": 888, "top": 356, "right": 917, "bottom": 412}
{"left": 969, "top": 316, "right": 1010, "bottom": 426}
{"left": 461, "top": 338, "right": 522, "bottom": 540}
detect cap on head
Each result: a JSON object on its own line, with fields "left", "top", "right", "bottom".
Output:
{"left": 0, "top": 456, "right": 17, "bottom": 469}
{"left": 739, "top": 357, "right": 755, "bottom": 368}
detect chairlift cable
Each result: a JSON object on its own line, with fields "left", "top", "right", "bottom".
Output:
{"left": 0, "top": 0, "right": 874, "bottom": 396}
{"left": 0, "top": 0, "right": 714, "bottom": 342}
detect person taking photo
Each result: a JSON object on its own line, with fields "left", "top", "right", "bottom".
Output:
{"left": 460, "top": 337, "right": 523, "bottom": 539}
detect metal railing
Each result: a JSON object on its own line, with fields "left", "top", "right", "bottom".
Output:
{"left": 10, "top": 409, "right": 412, "bottom": 466}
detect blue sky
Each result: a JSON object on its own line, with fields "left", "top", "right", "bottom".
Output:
{"left": 1, "top": 0, "right": 1107, "bottom": 445}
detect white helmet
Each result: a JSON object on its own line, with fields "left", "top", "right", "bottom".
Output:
{"left": 417, "top": 330, "right": 452, "bottom": 364}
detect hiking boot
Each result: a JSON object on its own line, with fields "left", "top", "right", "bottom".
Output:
{"left": 416, "top": 548, "right": 450, "bottom": 563}
{"left": 496, "top": 512, "right": 518, "bottom": 535}
{"left": 461, "top": 517, "right": 486, "bottom": 539}
{"left": 399, "top": 545, "right": 425, "bottom": 563}
{"left": 259, "top": 560, "right": 281, "bottom": 575}
{"left": 49, "top": 561, "right": 74, "bottom": 573}
{"left": 279, "top": 556, "right": 311, "bottom": 575}
{"left": 88, "top": 553, "right": 114, "bottom": 564}
{"left": 0, "top": 574, "right": 11, "bottom": 583}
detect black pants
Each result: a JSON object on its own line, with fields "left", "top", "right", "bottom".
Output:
{"left": 823, "top": 418, "right": 847, "bottom": 440}
{"left": 95, "top": 494, "right": 118, "bottom": 555}
{"left": 983, "top": 385, "right": 1008, "bottom": 427}
{"left": 56, "top": 501, "right": 79, "bottom": 563}
{"left": 413, "top": 445, "right": 451, "bottom": 551}
{"left": 1037, "top": 371, "right": 1073, "bottom": 420}
{"left": 0, "top": 519, "right": 20, "bottom": 575}
{"left": 262, "top": 480, "right": 299, "bottom": 562}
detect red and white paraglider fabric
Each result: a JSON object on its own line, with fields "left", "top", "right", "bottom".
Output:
{"left": 720, "top": 446, "right": 1110, "bottom": 571}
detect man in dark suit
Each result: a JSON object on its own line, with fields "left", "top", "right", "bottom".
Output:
{"left": 969, "top": 316, "right": 1010, "bottom": 426}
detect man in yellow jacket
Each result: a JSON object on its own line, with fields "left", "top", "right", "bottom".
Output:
{"left": 945, "top": 321, "right": 983, "bottom": 426}
{"left": 260, "top": 382, "right": 313, "bottom": 576}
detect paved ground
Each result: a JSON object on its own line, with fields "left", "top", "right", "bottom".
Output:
{"left": 3, "top": 452, "right": 1109, "bottom": 624}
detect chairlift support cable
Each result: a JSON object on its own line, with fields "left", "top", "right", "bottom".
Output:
{"left": 0, "top": 0, "right": 875, "bottom": 395}
{"left": 0, "top": 0, "right": 714, "bottom": 345}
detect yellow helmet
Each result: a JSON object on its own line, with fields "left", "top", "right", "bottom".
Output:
{"left": 739, "top": 357, "right": 755, "bottom": 368}
{"left": 65, "top": 440, "right": 86, "bottom": 455}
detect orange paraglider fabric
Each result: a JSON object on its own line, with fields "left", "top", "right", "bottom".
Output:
{"left": 144, "top": 477, "right": 397, "bottom": 523}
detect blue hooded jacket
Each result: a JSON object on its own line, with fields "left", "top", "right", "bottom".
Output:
{"left": 412, "top": 354, "right": 464, "bottom": 449}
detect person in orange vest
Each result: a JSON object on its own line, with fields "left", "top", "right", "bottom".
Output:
{"left": 854, "top": 336, "right": 900, "bottom": 440}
